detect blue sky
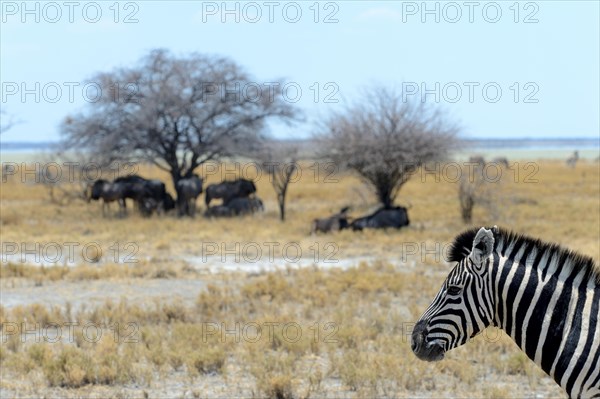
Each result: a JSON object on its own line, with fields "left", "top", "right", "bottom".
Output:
{"left": 1, "top": 0, "right": 599, "bottom": 142}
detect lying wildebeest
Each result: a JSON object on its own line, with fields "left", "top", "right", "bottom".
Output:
{"left": 114, "top": 174, "right": 174, "bottom": 216}
{"left": 350, "top": 206, "right": 410, "bottom": 231}
{"left": 205, "top": 178, "right": 256, "bottom": 207}
{"left": 311, "top": 206, "right": 350, "bottom": 234}
{"left": 204, "top": 204, "right": 234, "bottom": 218}
{"left": 88, "top": 179, "right": 127, "bottom": 217}
{"left": 227, "top": 196, "right": 264, "bottom": 215}
{"left": 204, "top": 197, "right": 264, "bottom": 218}
{"left": 176, "top": 174, "right": 203, "bottom": 216}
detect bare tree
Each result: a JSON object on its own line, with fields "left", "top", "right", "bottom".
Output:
{"left": 317, "top": 87, "right": 459, "bottom": 208}
{"left": 257, "top": 141, "right": 298, "bottom": 221}
{"left": 61, "top": 49, "right": 298, "bottom": 204}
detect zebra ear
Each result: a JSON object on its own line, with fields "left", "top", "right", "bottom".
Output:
{"left": 469, "top": 227, "right": 494, "bottom": 272}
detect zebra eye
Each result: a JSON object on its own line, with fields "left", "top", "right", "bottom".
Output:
{"left": 447, "top": 286, "right": 462, "bottom": 296}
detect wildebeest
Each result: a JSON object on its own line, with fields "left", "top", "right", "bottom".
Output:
{"left": 114, "top": 174, "right": 173, "bottom": 216}
{"left": 162, "top": 193, "right": 176, "bottom": 212}
{"left": 204, "top": 196, "right": 264, "bottom": 218}
{"left": 204, "top": 197, "right": 265, "bottom": 217}
{"left": 88, "top": 175, "right": 174, "bottom": 217}
{"left": 311, "top": 206, "right": 350, "bottom": 234}
{"left": 227, "top": 196, "right": 264, "bottom": 215}
{"left": 205, "top": 179, "right": 256, "bottom": 207}
{"left": 204, "top": 205, "right": 234, "bottom": 218}
{"left": 176, "top": 174, "right": 203, "bottom": 216}
{"left": 138, "top": 192, "right": 176, "bottom": 216}
{"left": 88, "top": 179, "right": 127, "bottom": 216}
{"left": 350, "top": 206, "right": 410, "bottom": 231}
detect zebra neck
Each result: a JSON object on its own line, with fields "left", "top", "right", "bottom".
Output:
{"left": 491, "top": 249, "right": 600, "bottom": 397}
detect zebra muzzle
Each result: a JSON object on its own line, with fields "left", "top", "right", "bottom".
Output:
{"left": 411, "top": 320, "right": 445, "bottom": 362}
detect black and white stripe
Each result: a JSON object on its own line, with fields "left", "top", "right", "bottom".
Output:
{"left": 411, "top": 226, "right": 600, "bottom": 398}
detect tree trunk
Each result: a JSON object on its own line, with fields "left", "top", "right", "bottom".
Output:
{"left": 278, "top": 194, "right": 285, "bottom": 221}
{"left": 378, "top": 189, "right": 393, "bottom": 209}
{"left": 171, "top": 171, "right": 186, "bottom": 216}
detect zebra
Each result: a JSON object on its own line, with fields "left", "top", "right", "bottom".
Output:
{"left": 412, "top": 226, "right": 600, "bottom": 398}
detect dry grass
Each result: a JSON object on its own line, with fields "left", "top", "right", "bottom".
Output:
{"left": 0, "top": 265, "right": 558, "bottom": 398}
{"left": 1, "top": 158, "right": 597, "bottom": 398}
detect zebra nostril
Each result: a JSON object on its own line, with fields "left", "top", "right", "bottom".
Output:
{"left": 411, "top": 340, "right": 418, "bottom": 351}
{"left": 411, "top": 331, "right": 425, "bottom": 353}
{"left": 411, "top": 320, "right": 427, "bottom": 353}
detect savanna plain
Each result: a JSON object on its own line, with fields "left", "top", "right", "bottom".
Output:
{"left": 0, "top": 158, "right": 598, "bottom": 398}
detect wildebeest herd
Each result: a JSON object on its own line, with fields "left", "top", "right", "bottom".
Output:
{"left": 88, "top": 175, "right": 263, "bottom": 218}
{"left": 89, "top": 175, "right": 175, "bottom": 217}
{"left": 88, "top": 174, "right": 410, "bottom": 232}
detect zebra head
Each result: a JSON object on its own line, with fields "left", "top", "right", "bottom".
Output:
{"left": 412, "top": 227, "right": 496, "bottom": 362}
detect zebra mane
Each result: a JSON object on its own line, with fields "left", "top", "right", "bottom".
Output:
{"left": 448, "top": 227, "right": 600, "bottom": 285}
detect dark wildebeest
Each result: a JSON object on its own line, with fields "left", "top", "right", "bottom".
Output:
{"left": 311, "top": 206, "right": 350, "bottom": 234}
{"left": 162, "top": 193, "right": 176, "bottom": 212}
{"left": 227, "top": 196, "right": 264, "bottom": 216}
{"left": 138, "top": 192, "right": 176, "bottom": 216}
{"left": 140, "top": 179, "right": 173, "bottom": 215}
{"left": 115, "top": 175, "right": 164, "bottom": 198}
{"left": 205, "top": 179, "right": 256, "bottom": 207}
{"left": 114, "top": 175, "right": 173, "bottom": 216}
{"left": 176, "top": 174, "right": 203, "bottom": 216}
{"left": 350, "top": 206, "right": 410, "bottom": 231}
{"left": 88, "top": 179, "right": 127, "bottom": 217}
{"left": 204, "top": 205, "right": 234, "bottom": 218}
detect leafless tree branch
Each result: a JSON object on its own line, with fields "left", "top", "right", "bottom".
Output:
{"left": 254, "top": 140, "right": 298, "bottom": 221}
